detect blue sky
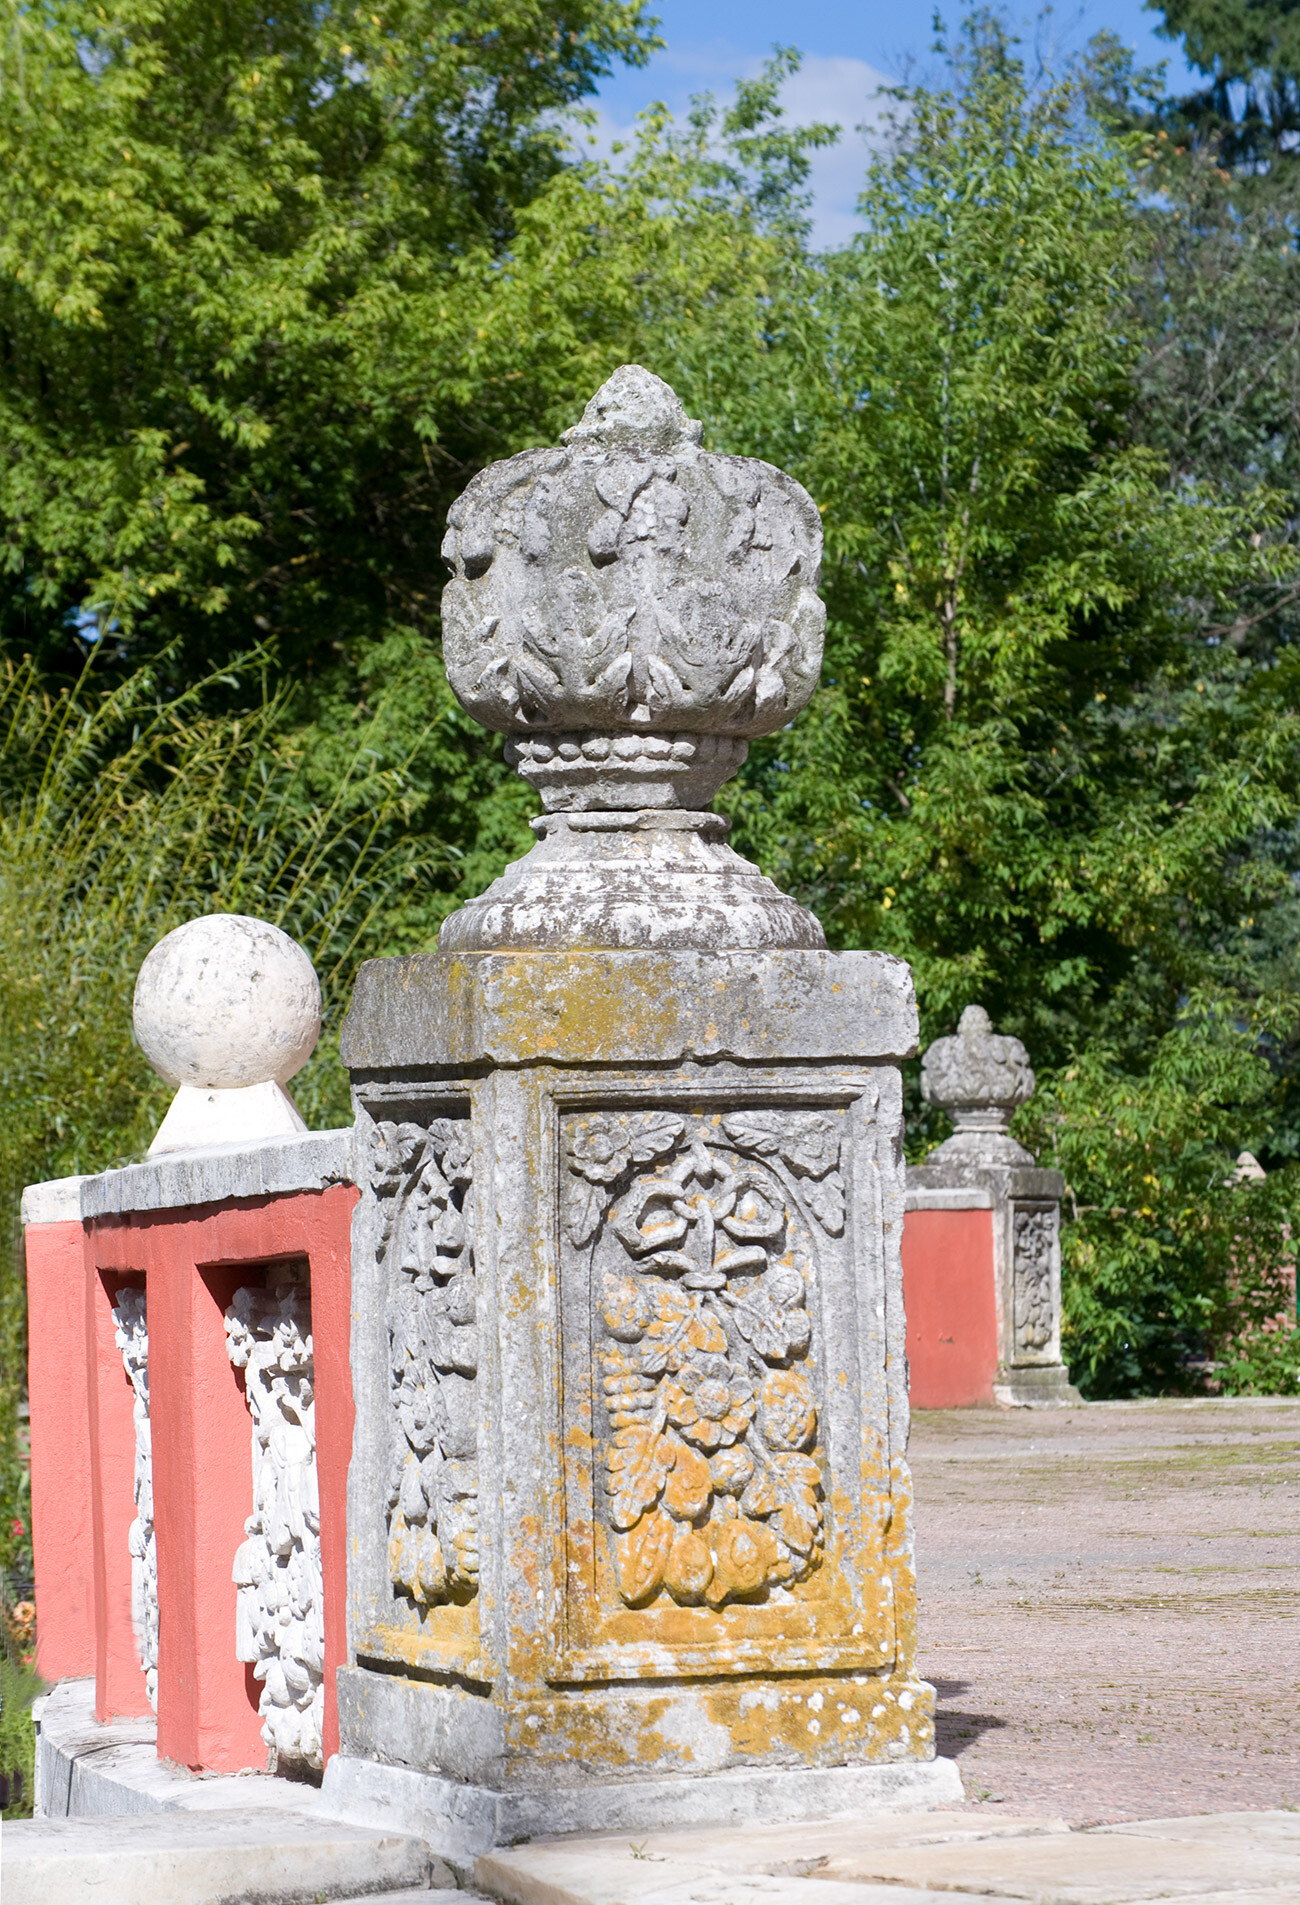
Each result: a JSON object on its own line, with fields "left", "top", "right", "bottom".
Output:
{"left": 588, "top": 2, "right": 1201, "bottom": 243}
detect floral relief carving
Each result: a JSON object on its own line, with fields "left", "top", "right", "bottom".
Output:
{"left": 1013, "top": 1206, "right": 1056, "bottom": 1351}
{"left": 111, "top": 1289, "right": 157, "bottom": 1711}
{"left": 565, "top": 1108, "right": 843, "bottom": 1610}
{"left": 369, "top": 1117, "right": 479, "bottom": 1608}
{"left": 225, "top": 1274, "right": 323, "bottom": 1771}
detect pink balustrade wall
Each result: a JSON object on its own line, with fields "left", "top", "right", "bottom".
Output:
{"left": 26, "top": 1180, "right": 357, "bottom": 1773}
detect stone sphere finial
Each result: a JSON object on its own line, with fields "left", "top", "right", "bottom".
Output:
{"left": 134, "top": 915, "right": 321, "bottom": 1153}
{"left": 920, "top": 1005, "right": 1036, "bottom": 1165}
{"left": 439, "top": 362, "right": 826, "bottom": 816}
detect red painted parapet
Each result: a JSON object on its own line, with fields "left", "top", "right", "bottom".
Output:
{"left": 24, "top": 1133, "right": 355, "bottom": 1774}
{"left": 901, "top": 1191, "right": 998, "bottom": 1408}
{"left": 22, "top": 1182, "right": 95, "bottom": 1687}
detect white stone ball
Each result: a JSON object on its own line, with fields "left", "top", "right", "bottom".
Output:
{"left": 133, "top": 914, "right": 321, "bottom": 1090}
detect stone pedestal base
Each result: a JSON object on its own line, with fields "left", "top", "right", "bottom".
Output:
{"left": 340, "top": 948, "right": 935, "bottom": 1812}
{"left": 908, "top": 1159, "right": 1078, "bottom": 1405}
{"left": 994, "top": 1362, "right": 1082, "bottom": 1408}
{"left": 321, "top": 1746, "right": 963, "bottom": 1864}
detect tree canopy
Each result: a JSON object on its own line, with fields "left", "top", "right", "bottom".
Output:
{"left": 1, "top": 2, "right": 1298, "bottom": 1415}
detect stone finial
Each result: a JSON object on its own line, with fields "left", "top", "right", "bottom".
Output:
{"left": 440, "top": 363, "right": 825, "bottom": 815}
{"left": 436, "top": 366, "right": 829, "bottom": 951}
{"left": 920, "top": 1005, "right": 1036, "bottom": 1166}
{"left": 133, "top": 914, "right": 321, "bottom": 1154}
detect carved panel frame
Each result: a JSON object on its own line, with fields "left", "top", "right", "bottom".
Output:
{"left": 542, "top": 1066, "right": 900, "bottom": 1687}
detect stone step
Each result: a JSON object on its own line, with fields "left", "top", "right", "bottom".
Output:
{"left": 470, "top": 1809, "right": 1300, "bottom": 1905}
{"left": 2, "top": 1805, "right": 432, "bottom": 1905}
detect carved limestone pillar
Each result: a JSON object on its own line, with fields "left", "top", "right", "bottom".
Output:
{"left": 910, "top": 1007, "right": 1081, "bottom": 1406}
{"left": 332, "top": 367, "right": 959, "bottom": 1846}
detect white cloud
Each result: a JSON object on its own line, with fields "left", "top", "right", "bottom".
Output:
{"left": 781, "top": 54, "right": 891, "bottom": 247}
{"left": 566, "top": 49, "right": 889, "bottom": 248}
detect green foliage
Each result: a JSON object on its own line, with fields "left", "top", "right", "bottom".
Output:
{"left": 0, "top": 652, "right": 441, "bottom": 1584}
{"left": 0, "top": 0, "right": 658, "bottom": 674}
{"left": 1147, "top": 1, "right": 1300, "bottom": 170}
{"left": 693, "top": 17, "right": 1300, "bottom": 1387}
{"left": 0, "top": 1644, "right": 39, "bottom": 1818}
{"left": 712, "top": 24, "right": 1298, "bottom": 1075}
{"left": 1019, "top": 1001, "right": 1300, "bottom": 1397}
{"left": 0, "top": 0, "right": 1297, "bottom": 1424}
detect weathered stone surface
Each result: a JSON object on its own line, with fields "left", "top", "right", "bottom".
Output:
{"left": 440, "top": 366, "right": 824, "bottom": 758}
{"left": 472, "top": 1811, "right": 1300, "bottom": 1905}
{"left": 19, "top": 1173, "right": 85, "bottom": 1225}
{"left": 133, "top": 913, "right": 321, "bottom": 1152}
{"left": 437, "top": 813, "right": 825, "bottom": 953}
{"left": 78, "top": 1129, "right": 352, "bottom": 1220}
{"left": 35, "top": 1679, "right": 339, "bottom": 1821}
{"left": 4, "top": 1808, "right": 430, "bottom": 1905}
{"left": 808, "top": 1822, "right": 1300, "bottom": 1898}
{"left": 148, "top": 1078, "right": 310, "bottom": 1154}
{"left": 322, "top": 1749, "right": 962, "bottom": 1861}
{"left": 342, "top": 949, "right": 918, "bottom": 1071}
{"left": 435, "top": 366, "right": 829, "bottom": 951}
{"left": 134, "top": 913, "right": 321, "bottom": 1092}
{"left": 338, "top": 370, "right": 942, "bottom": 1844}
{"left": 477, "top": 1849, "right": 982, "bottom": 1905}
{"left": 341, "top": 967, "right": 932, "bottom": 1820}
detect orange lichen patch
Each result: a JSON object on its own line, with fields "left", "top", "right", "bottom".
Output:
{"left": 470, "top": 954, "right": 686, "bottom": 1063}
{"left": 359, "top": 1609, "right": 487, "bottom": 1684}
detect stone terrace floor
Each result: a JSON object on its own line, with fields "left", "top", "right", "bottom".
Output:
{"left": 910, "top": 1396, "right": 1300, "bottom": 1825}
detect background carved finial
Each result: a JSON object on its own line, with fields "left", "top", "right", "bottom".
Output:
{"left": 920, "top": 1005, "right": 1037, "bottom": 1166}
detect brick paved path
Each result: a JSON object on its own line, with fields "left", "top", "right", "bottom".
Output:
{"left": 910, "top": 1397, "right": 1300, "bottom": 1824}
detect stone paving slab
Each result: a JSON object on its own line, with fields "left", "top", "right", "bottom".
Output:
{"left": 332, "top": 1894, "right": 477, "bottom": 1904}
{"left": 1093, "top": 1814, "right": 1300, "bottom": 1843}
{"left": 555, "top": 1810, "right": 1071, "bottom": 1868}
{"left": 812, "top": 1824, "right": 1300, "bottom": 1898}
{"left": 473, "top": 1811, "right": 1300, "bottom": 1905}
{"left": 2, "top": 1805, "right": 431, "bottom": 1905}
{"left": 475, "top": 1843, "right": 1018, "bottom": 1905}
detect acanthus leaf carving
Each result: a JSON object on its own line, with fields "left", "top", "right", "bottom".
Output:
{"left": 441, "top": 368, "right": 826, "bottom": 755}
{"left": 225, "top": 1272, "right": 323, "bottom": 1772}
{"left": 371, "top": 1114, "right": 480, "bottom": 1608}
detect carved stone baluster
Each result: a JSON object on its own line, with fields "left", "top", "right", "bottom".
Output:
{"left": 225, "top": 1271, "right": 324, "bottom": 1772}
{"left": 112, "top": 1289, "right": 157, "bottom": 1711}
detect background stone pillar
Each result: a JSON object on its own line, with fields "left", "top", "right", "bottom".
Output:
{"left": 332, "top": 367, "right": 959, "bottom": 1845}
{"left": 910, "top": 1007, "right": 1080, "bottom": 1406}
